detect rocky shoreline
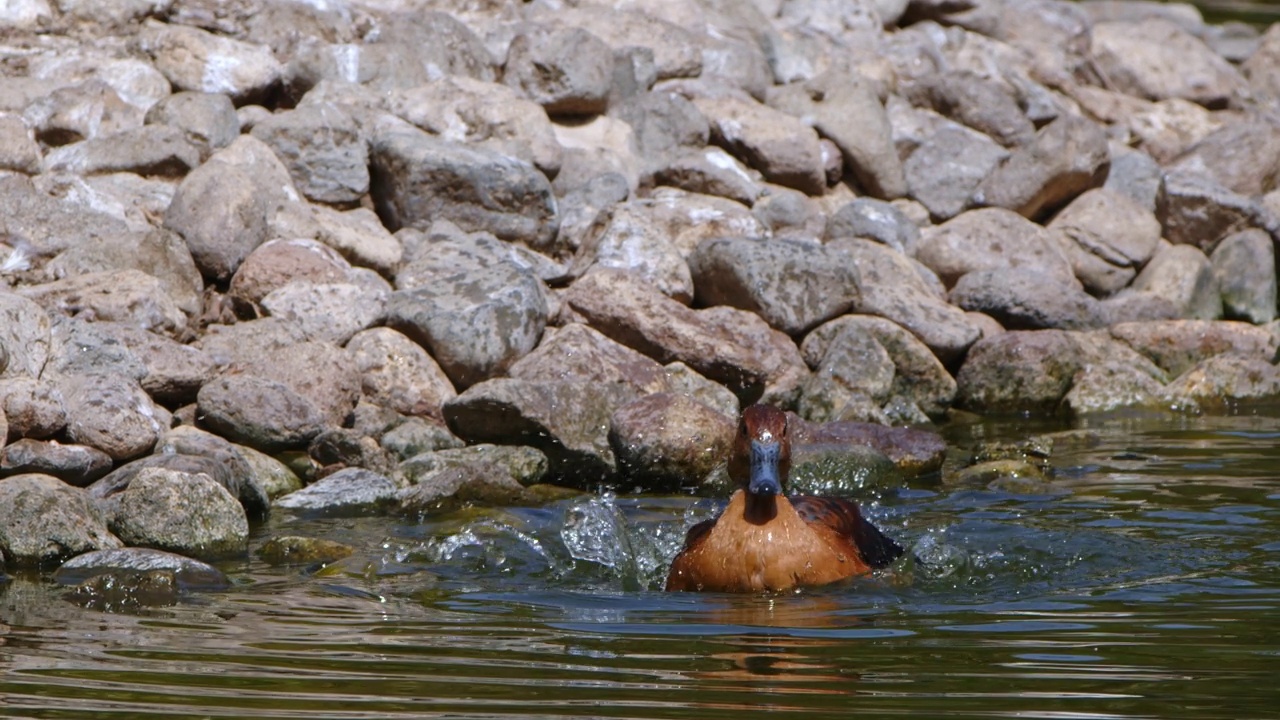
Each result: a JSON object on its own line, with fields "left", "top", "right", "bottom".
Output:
{"left": 1, "top": 0, "right": 1279, "bottom": 597}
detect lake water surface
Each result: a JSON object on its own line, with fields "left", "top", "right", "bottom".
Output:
{"left": 2, "top": 412, "right": 1279, "bottom": 719}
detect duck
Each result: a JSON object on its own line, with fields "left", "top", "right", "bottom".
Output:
{"left": 666, "top": 404, "right": 904, "bottom": 592}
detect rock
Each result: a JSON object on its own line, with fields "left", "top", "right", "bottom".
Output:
{"left": 100, "top": 467, "right": 248, "bottom": 561}
{"left": 956, "top": 330, "right": 1083, "bottom": 414}
{"left": 443, "top": 378, "right": 635, "bottom": 485}
{"left": 789, "top": 415, "right": 947, "bottom": 478}
{"left": 164, "top": 158, "right": 271, "bottom": 282}
{"left": 785, "top": 441, "right": 900, "bottom": 498}
{"left": 508, "top": 323, "right": 669, "bottom": 397}
{"left": 144, "top": 91, "right": 239, "bottom": 160}
{"left": 1089, "top": 19, "right": 1247, "bottom": 106}
{"left": 825, "top": 197, "right": 921, "bottom": 254}
{"left": 797, "top": 326, "right": 894, "bottom": 424}
{"left": 45, "top": 317, "right": 147, "bottom": 382}
{"left": 369, "top": 123, "right": 558, "bottom": 248}
{"left": 0, "top": 293, "right": 53, "bottom": 379}
{"left": 0, "top": 113, "right": 41, "bottom": 173}
{"left": 1064, "top": 362, "right": 1166, "bottom": 415}
{"left": 240, "top": 340, "right": 361, "bottom": 428}
{"left": 386, "top": 232, "right": 548, "bottom": 389}
{"left": 308, "top": 205, "right": 403, "bottom": 276}
{"left": 397, "top": 463, "right": 556, "bottom": 515}
{"left": 1110, "top": 320, "right": 1277, "bottom": 377}
{"left": 347, "top": 327, "right": 456, "bottom": 419}
{"left": 273, "top": 467, "right": 399, "bottom": 514}
{"left": 916, "top": 207, "right": 1076, "bottom": 287}
{"left": 663, "top": 362, "right": 741, "bottom": 418}
{"left": 1126, "top": 243, "right": 1222, "bottom": 320}
{"left": 1156, "top": 171, "right": 1258, "bottom": 253}
{"left": 766, "top": 71, "right": 906, "bottom": 199}
{"left": 0, "top": 377, "right": 67, "bottom": 439}
{"left": 1163, "top": 353, "right": 1280, "bottom": 410}
{"left": 553, "top": 6, "right": 702, "bottom": 81}
{"left": 23, "top": 79, "right": 141, "bottom": 146}
{"left": 19, "top": 269, "right": 189, "bottom": 338}
{"left": 562, "top": 269, "right": 808, "bottom": 402}
{"left": 1048, "top": 188, "right": 1163, "bottom": 296}
{"left": 54, "top": 547, "right": 228, "bottom": 591}
{"left": 57, "top": 372, "right": 165, "bottom": 462}
{"left": 92, "top": 446, "right": 268, "bottom": 520}
{"left": 400, "top": 444, "right": 549, "bottom": 489}
{"left": 654, "top": 147, "right": 763, "bottom": 206}
{"left": 1244, "top": 23, "right": 1280, "bottom": 108}
{"left": 251, "top": 103, "right": 369, "bottom": 205}
{"left": 974, "top": 113, "right": 1110, "bottom": 220}
{"left": 43, "top": 125, "right": 201, "bottom": 177}
{"left": 261, "top": 281, "right": 387, "bottom": 345}
{"left": 142, "top": 21, "right": 283, "bottom": 103}
{"left": 1104, "top": 146, "right": 1163, "bottom": 211}
{"left": 689, "top": 236, "right": 861, "bottom": 335}
{"left": 504, "top": 25, "right": 614, "bottom": 116}
{"left": 99, "top": 323, "right": 216, "bottom": 405}
{"left": 196, "top": 374, "right": 327, "bottom": 451}
{"left": 228, "top": 238, "right": 353, "bottom": 311}
{"left": 0, "top": 0, "right": 51, "bottom": 29}
{"left": 64, "top": 569, "right": 182, "bottom": 611}
{"left": 1167, "top": 120, "right": 1280, "bottom": 199}
{"left": 753, "top": 186, "right": 826, "bottom": 240}
{"left": 0, "top": 439, "right": 113, "bottom": 487}
{"left": 950, "top": 268, "right": 1107, "bottom": 330}
{"left": 609, "top": 90, "right": 708, "bottom": 180}
{"left": 0, "top": 474, "right": 121, "bottom": 567}
{"left": 608, "top": 392, "right": 733, "bottom": 491}
{"left": 689, "top": 94, "right": 826, "bottom": 195}
{"left": 1212, "top": 229, "right": 1277, "bottom": 324}
{"left": 380, "top": 417, "right": 464, "bottom": 462}
{"left": 908, "top": 70, "right": 1036, "bottom": 148}
{"left": 258, "top": 536, "right": 355, "bottom": 566}
{"left": 904, "top": 122, "right": 1009, "bottom": 221}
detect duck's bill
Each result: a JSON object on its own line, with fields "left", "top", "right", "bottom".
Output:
{"left": 748, "top": 440, "right": 783, "bottom": 496}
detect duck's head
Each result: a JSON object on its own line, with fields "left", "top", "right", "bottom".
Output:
{"left": 729, "top": 404, "right": 792, "bottom": 500}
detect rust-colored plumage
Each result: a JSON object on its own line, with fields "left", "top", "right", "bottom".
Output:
{"left": 665, "top": 404, "right": 903, "bottom": 593}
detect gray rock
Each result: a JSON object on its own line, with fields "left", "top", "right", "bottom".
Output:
{"left": 0, "top": 439, "right": 113, "bottom": 487}
{"left": 100, "top": 466, "right": 248, "bottom": 561}
{"left": 797, "top": 327, "right": 895, "bottom": 424}
{"left": 908, "top": 70, "right": 1036, "bottom": 148}
{"left": 1243, "top": 23, "right": 1280, "bottom": 109}
{"left": 1110, "top": 320, "right": 1277, "bottom": 377}
{"left": 904, "top": 122, "right": 1009, "bottom": 221}
{"left": 310, "top": 205, "right": 403, "bottom": 277}
{"left": 663, "top": 361, "right": 740, "bottom": 418}
{"left": 552, "top": 6, "right": 702, "bottom": 81}
{"left": 654, "top": 147, "right": 763, "bottom": 206}
{"left": 0, "top": 474, "right": 122, "bottom": 567}
{"left": 400, "top": 443, "right": 549, "bottom": 489}
{"left": 609, "top": 90, "right": 708, "bottom": 179}
{"left": 45, "top": 227, "right": 204, "bottom": 321}
{"left": 1212, "top": 229, "right": 1277, "bottom": 324}
{"left": 689, "top": 236, "right": 861, "bottom": 335}
{"left": 443, "top": 377, "right": 635, "bottom": 486}
{"left": 142, "top": 21, "right": 283, "bottom": 103}
{"left": 752, "top": 186, "right": 826, "bottom": 240}
{"left": 1167, "top": 120, "right": 1280, "bottom": 199}
{"left": 19, "top": 269, "right": 188, "bottom": 338}
{"left": 1089, "top": 19, "right": 1247, "bottom": 106}
{"left": 0, "top": 113, "right": 40, "bottom": 173}
{"left": 273, "top": 466, "right": 396, "bottom": 515}
{"left": 193, "top": 318, "right": 309, "bottom": 369}
{"left": 1049, "top": 188, "right": 1162, "bottom": 295}
{"left": 261, "top": 281, "right": 387, "bottom": 345}
{"left": 196, "top": 374, "right": 327, "bottom": 451}
{"left": 228, "top": 238, "right": 353, "bottom": 311}
{"left": 23, "top": 79, "right": 141, "bottom": 146}
{"left": 1156, "top": 171, "right": 1259, "bottom": 253}
{"left": 950, "top": 268, "right": 1107, "bottom": 330}
{"left": 1127, "top": 243, "right": 1222, "bottom": 320}
{"left": 508, "top": 323, "right": 669, "bottom": 396}
{"left": 347, "top": 327, "right": 456, "bottom": 419}
{"left": 1100, "top": 291, "right": 1183, "bottom": 325}
{"left": 504, "top": 25, "right": 614, "bottom": 116}
{"left": 0, "top": 293, "right": 52, "bottom": 379}
{"left": 99, "top": 322, "right": 216, "bottom": 405}
{"left": 257, "top": 535, "right": 354, "bottom": 566}
{"left": 91, "top": 446, "right": 268, "bottom": 521}
{"left": 691, "top": 93, "right": 826, "bottom": 195}
{"left": 387, "top": 232, "right": 548, "bottom": 389}
{"left": 974, "top": 114, "right": 1110, "bottom": 220}
{"left": 58, "top": 372, "right": 165, "bottom": 462}
{"left": 43, "top": 125, "right": 201, "bottom": 177}
{"left": 235, "top": 340, "right": 361, "bottom": 428}
{"left": 1104, "top": 146, "right": 1163, "bottom": 211}
{"left": 956, "top": 330, "right": 1083, "bottom": 414}
{"left": 251, "top": 103, "right": 369, "bottom": 205}
{"left": 164, "top": 159, "right": 271, "bottom": 282}
{"left": 370, "top": 123, "right": 559, "bottom": 248}
{"left": 825, "top": 198, "right": 921, "bottom": 254}
{"left": 1064, "top": 361, "right": 1166, "bottom": 415}
{"left": 380, "top": 417, "right": 465, "bottom": 462}
{"left": 916, "top": 207, "right": 1077, "bottom": 287}
{"left": 0, "top": 175, "right": 143, "bottom": 259}
{"left": 144, "top": 91, "right": 239, "bottom": 160}
{"left": 54, "top": 547, "right": 229, "bottom": 591}
{"left": 1162, "top": 353, "right": 1280, "bottom": 410}
{"left": 0, "top": 377, "right": 66, "bottom": 439}
{"left": 608, "top": 392, "right": 733, "bottom": 490}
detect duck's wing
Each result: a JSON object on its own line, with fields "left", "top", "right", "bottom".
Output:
{"left": 792, "top": 496, "right": 904, "bottom": 569}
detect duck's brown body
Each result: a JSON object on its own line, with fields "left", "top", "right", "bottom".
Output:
{"left": 665, "top": 404, "right": 903, "bottom": 593}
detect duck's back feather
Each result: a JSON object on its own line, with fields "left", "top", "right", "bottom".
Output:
{"left": 792, "top": 496, "right": 904, "bottom": 569}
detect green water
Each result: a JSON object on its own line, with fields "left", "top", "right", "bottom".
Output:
{"left": 2, "top": 412, "right": 1279, "bottom": 719}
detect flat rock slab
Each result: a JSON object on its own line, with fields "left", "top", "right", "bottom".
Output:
{"left": 54, "top": 547, "right": 229, "bottom": 591}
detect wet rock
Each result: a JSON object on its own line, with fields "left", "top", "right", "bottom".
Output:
{"left": 143, "top": 91, "right": 239, "bottom": 160}
{"left": 950, "top": 268, "right": 1107, "bottom": 330}
{"left": 1110, "top": 320, "right": 1277, "bottom": 377}
{"left": 261, "top": 281, "right": 387, "bottom": 345}
{"left": 251, "top": 103, "right": 368, "bottom": 205}
{"left": 386, "top": 232, "right": 548, "bottom": 389}
{"left": 154, "top": 426, "right": 272, "bottom": 516}
{"left": 398, "top": 465, "right": 541, "bottom": 515}
{"left": 904, "top": 121, "right": 1009, "bottom": 221}
{"left": 0, "top": 294, "right": 52, "bottom": 379}
{"left": 0, "top": 473, "right": 122, "bottom": 567}
{"left": 370, "top": 122, "right": 558, "bottom": 248}
{"left": 1127, "top": 243, "right": 1222, "bottom": 320}
{"left": 402, "top": 444, "right": 549, "bottom": 488}
{"left": 689, "top": 94, "right": 826, "bottom": 195}
{"left": 64, "top": 569, "right": 182, "bottom": 611}
{"left": 58, "top": 373, "right": 165, "bottom": 462}
{"left": 380, "top": 417, "right": 465, "bottom": 462}
{"left": 1211, "top": 229, "right": 1277, "bottom": 324}
{"left": 443, "top": 378, "right": 635, "bottom": 486}
{"left": 274, "top": 467, "right": 399, "bottom": 515}
{"left": 229, "top": 238, "right": 353, "bottom": 311}
{"left": 563, "top": 269, "right": 807, "bottom": 402}
{"left": 504, "top": 25, "right": 614, "bottom": 116}
{"left": 258, "top": 536, "right": 354, "bottom": 566}
{"left": 609, "top": 392, "right": 734, "bottom": 490}
{"left": 654, "top": 147, "right": 763, "bottom": 206}
{"left": 54, "top": 547, "right": 229, "bottom": 590}
{"left": 196, "top": 374, "right": 327, "bottom": 451}
{"left": 1163, "top": 353, "right": 1280, "bottom": 410}
{"left": 1064, "top": 362, "right": 1166, "bottom": 415}
{"left": 1156, "top": 172, "right": 1260, "bottom": 254}
{"left": 508, "top": 323, "right": 669, "bottom": 397}
{"left": 0, "top": 377, "right": 66, "bottom": 439}
{"left": 0, "top": 439, "right": 113, "bottom": 486}
{"left": 766, "top": 71, "right": 905, "bottom": 199}
{"left": 0, "top": 113, "right": 40, "bottom": 173}
{"left": 689, "top": 236, "right": 861, "bottom": 336}
{"left": 786, "top": 443, "right": 900, "bottom": 498}
{"left": 789, "top": 415, "right": 947, "bottom": 478}
{"left": 43, "top": 125, "right": 201, "bottom": 177}
{"left": 956, "top": 330, "right": 1082, "bottom": 414}
{"left": 1048, "top": 188, "right": 1163, "bottom": 296}
{"left": 974, "top": 114, "right": 1110, "bottom": 220}
{"left": 797, "top": 327, "right": 894, "bottom": 424}
{"left": 825, "top": 198, "right": 921, "bottom": 254}
{"left": 100, "top": 467, "right": 248, "bottom": 561}
{"left": 347, "top": 327, "right": 456, "bottom": 419}
{"left": 1089, "top": 19, "right": 1246, "bottom": 106}
{"left": 142, "top": 21, "right": 282, "bottom": 103}
{"left": 916, "top": 207, "right": 1076, "bottom": 287}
